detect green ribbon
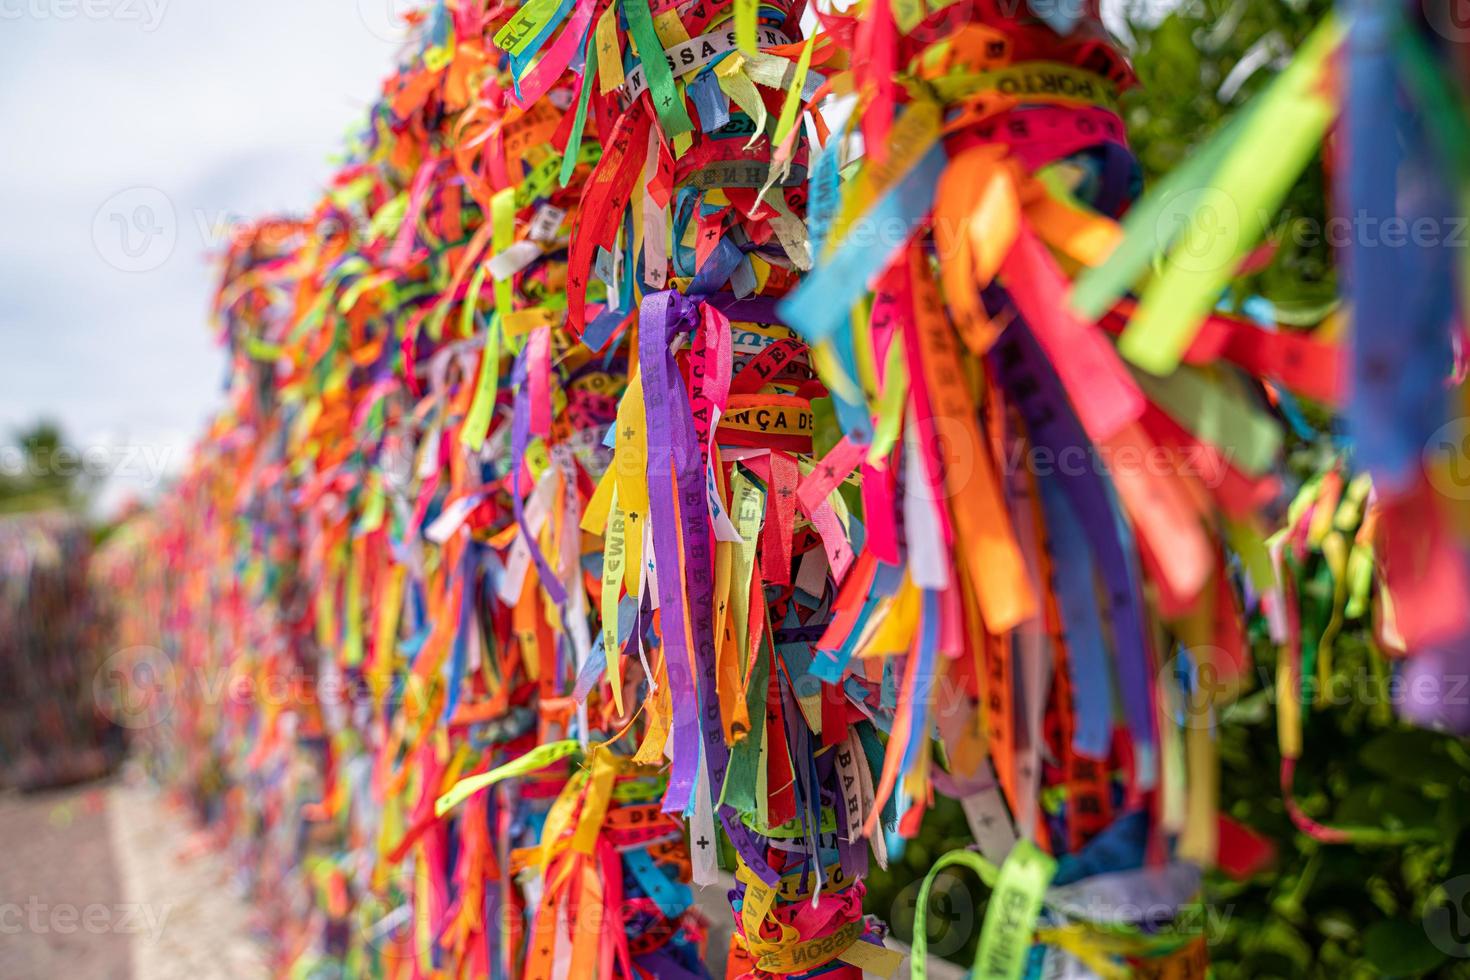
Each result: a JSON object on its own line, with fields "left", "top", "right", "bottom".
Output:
{"left": 1072, "top": 16, "right": 1344, "bottom": 376}
{"left": 435, "top": 739, "right": 580, "bottom": 815}
{"left": 460, "top": 302, "right": 502, "bottom": 452}
{"left": 911, "top": 840, "right": 1056, "bottom": 980}
{"left": 623, "top": 0, "right": 693, "bottom": 138}
{"left": 561, "top": 26, "right": 599, "bottom": 188}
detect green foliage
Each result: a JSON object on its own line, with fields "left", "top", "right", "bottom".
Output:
{"left": 879, "top": 5, "right": 1470, "bottom": 976}
{"left": 1124, "top": 7, "right": 1470, "bottom": 975}
{"left": 1120, "top": 0, "right": 1339, "bottom": 315}
{"left": 0, "top": 420, "right": 96, "bottom": 515}
{"left": 1208, "top": 630, "right": 1470, "bottom": 978}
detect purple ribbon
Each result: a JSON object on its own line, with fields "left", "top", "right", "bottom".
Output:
{"left": 639, "top": 288, "right": 777, "bottom": 884}
{"left": 509, "top": 348, "right": 567, "bottom": 605}
{"left": 987, "top": 311, "right": 1156, "bottom": 767}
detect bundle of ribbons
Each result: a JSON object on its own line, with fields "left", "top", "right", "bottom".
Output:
{"left": 97, "top": 0, "right": 1470, "bottom": 976}
{"left": 1068, "top": 0, "right": 1470, "bottom": 842}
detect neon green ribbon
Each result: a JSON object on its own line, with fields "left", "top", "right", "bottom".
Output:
{"left": 435, "top": 740, "right": 580, "bottom": 816}
{"left": 624, "top": 0, "right": 693, "bottom": 138}
{"left": 911, "top": 840, "right": 1056, "bottom": 980}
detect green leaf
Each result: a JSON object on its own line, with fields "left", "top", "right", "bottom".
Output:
{"left": 1360, "top": 731, "right": 1466, "bottom": 787}
{"left": 1362, "top": 919, "right": 1448, "bottom": 976}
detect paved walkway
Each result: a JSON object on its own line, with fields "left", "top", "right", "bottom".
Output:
{"left": 0, "top": 777, "right": 267, "bottom": 980}
{"left": 1, "top": 777, "right": 957, "bottom": 980}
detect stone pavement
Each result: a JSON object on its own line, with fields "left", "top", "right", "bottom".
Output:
{"left": 0, "top": 782, "right": 131, "bottom": 979}
{"left": 0, "top": 776, "right": 959, "bottom": 979}
{"left": 0, "top": 777, "right": 267, "bottom": 980}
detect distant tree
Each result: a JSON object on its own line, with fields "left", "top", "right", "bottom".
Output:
{"left": 0, "top": 421, "right": 97, "bottom": 514}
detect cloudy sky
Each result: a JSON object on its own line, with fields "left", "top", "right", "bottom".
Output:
{"left": 0, "top": 0, "right": 413, "bottom": 511}
{"left": 0, "top": 0, "right": 1147, "bottom": 515}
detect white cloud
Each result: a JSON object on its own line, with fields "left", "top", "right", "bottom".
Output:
{"left": 0, "top": 0, "right": 406, "bottom": 516}
{"left": 0, "top": 0, "right": 1172, "bottom": 518}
